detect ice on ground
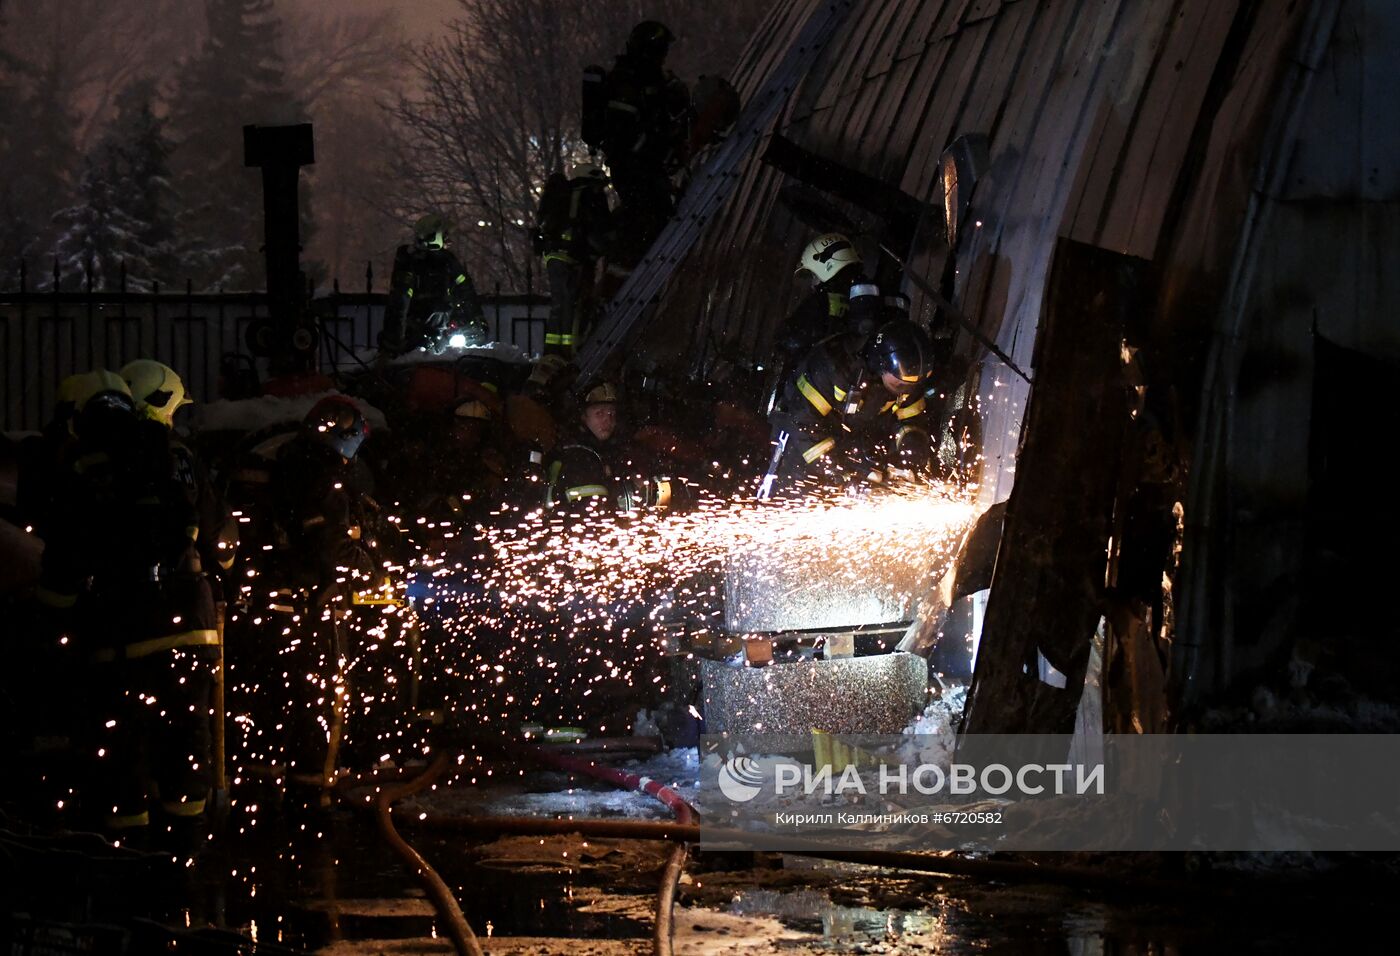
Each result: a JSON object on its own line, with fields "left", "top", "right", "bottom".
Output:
{"left": 897, "top": 681, "right": 966, "bottom": 768}
{"left": 424, "top": 747, "right": 702, "bottom": 821}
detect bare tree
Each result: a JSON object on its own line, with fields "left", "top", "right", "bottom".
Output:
{"left": 281, "top": 8, "right": 409, "bottom": 284}
{"left": 1, "top": 0, "right": 205, "bottom": 151}
{"left": 389, "top": 0, "right": 766, "bottom": 290}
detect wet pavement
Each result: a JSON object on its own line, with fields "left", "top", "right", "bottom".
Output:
{"left": 6, "top": 761, "right": 1396, "bottom": 954}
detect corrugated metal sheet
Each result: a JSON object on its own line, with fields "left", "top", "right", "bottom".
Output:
{"left": 615, "top": 0, "right": 1395, "bottom": 701}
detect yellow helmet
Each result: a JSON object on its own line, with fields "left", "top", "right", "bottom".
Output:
{"left": 527, "top": 353, "right": 569, "bottom": 387}
{"left": 453, "top": 398, "right": 493, "bottom": 421}
{"left": 582, "top": 381, "right": 620, "bottom": 406}
{"left": 795, "top": 233, "right": 860, "bottom": 284}
{"left": 413, "top": 213, "right": 447, "bottom": 249}
{"left": 120, "top": 359, "right": 192, "bottom": 427}
{"left": 73, "top": 370, "right": 131, "bottom": 407}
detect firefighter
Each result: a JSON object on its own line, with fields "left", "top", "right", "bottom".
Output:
{"left": 761, "top": 234, "right": 883, "bottom": 416}
{"left": 761, "top": 320, "right": 937, "bottom": 498}
{"left": 37, "top": 370, "right": 221, "bottom": 844}
{"left": 228, "top": 396, "right": 378, "bottom": 795}
{"left": 545, "top": 381, "right": 675, "bottom": 513}
{"left": 380, "top": 213, "right": 488, "bottom": 356}
{"left": 392, "top": 388, "right": 509, "bottom": 530}
{"left": 535, "top": 163, "right": 616, "bottom": 358}
{"left": 14, "top": 373, "right": 84, "bottom": 538}
{"left": 545, "top": 381, "right": 625, "bottom": 510}
{"left": 121, "top": 359, "right": 238, "bottom": 580}
{"left": 585, "top": 21, "right": 691, "bottom": 262}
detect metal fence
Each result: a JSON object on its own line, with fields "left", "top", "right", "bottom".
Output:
{"left": 0, "top": 261, "right": 547, "bottom": 432}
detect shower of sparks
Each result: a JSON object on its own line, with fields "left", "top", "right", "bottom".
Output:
{"left": 196, "top": 477, "right": 977, "bottom": 850}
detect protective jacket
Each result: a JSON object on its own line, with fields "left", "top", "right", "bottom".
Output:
{"left": 37, "top": 415, "right": 227, "bottom": 661}
{"left": 596, "top": 54, "right": 691, "bottom": 172}
{"left": 546, "top": 429, "right": 619, "bottom": 510}
{"left": 269, "top": 436, "right": 377, "bottom": 591}
{"left": 537, "top": 174, "right": 616, "bottom": 356}
{"left": 769, "top": 333, "right": 932, "bottom": 489}
{"left": 537, "top": 175, "right": 615, "bottom": 265}
{"left": 763, "top": 274, "right": 883, "bottom": 415}
{"left": 382, "top": 245, "right": 486, "bottom": 354}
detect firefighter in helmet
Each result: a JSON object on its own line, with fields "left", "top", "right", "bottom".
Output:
{"left": 230, "top": 395, "right": 379, "bottom": 796}
{"left": 545, "top": 381, "right": 625, "bottom": 510}
{"left": 120, "top": 359, "right": 238, "bottom": 580}
{"left": 584, "top": 21, "right": 691, "bottom": 263}
{"left": 545, "top": 381, "right": 674, "bottom": 512}
{"left": 380, "top": 213, "right": 488, "bottom": 356}
{"left": 535, "top": 163, "right": 616, "bottom": 359}
{"left": 761, "top": 234, "right": 887, "bottom": 416}
{"left": 761, "top": 320, "right": 937, "bottom": 497}
{"left": 38, "top": 369, "right": 222, "bottom": 844}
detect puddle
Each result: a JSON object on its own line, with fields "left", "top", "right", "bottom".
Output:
{"left": 7, "top": 763, "right": 1395, "bottom": 955}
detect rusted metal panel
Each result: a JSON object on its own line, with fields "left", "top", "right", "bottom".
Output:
{"left": 953, "top": 0, "right": 1134, "bottom": 506}
{"left": 1168, "top": 0, "right": 1341, "bottom": 705}
{"left": 700, "top": 653, "right": 927, "bottom": 735}
{"left": 957, "top": 0, "right": 1045, "bottom": 142}
{"left": 849, "top": 0, "right": 908, "bottom": 82}
{"left": 1302, "top": 202, "right": 1400, "bottom": 359}
{"left": 899, "top": 18, "right": 1001, "bottom": 203}
{"left": 811, "top": 2, "right": 889, "bottom": 113}
{"left": 895, "top": 0, "right": 970, "bottom": 68}
{"left": 728, "top": 0, "right": 812, "bottom": 100}
{"left": 891, "top": 31, "right": 966, "bottom": 195}
{"left": 962, "top": 240, "right": 1146, "bottom": 735}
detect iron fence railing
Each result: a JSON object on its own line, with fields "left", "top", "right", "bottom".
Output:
{"left": 1, "top": 260, "right": 546, "bottom": 432}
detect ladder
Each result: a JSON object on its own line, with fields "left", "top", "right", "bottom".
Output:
{"left": 576, "top": 0, "right": 857, "bottom": 381}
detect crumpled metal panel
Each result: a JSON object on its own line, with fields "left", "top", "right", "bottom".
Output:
{"left": 701, "top": 652, "right": 928, "bottom": 735}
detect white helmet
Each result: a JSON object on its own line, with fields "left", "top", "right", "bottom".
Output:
{"left": 795, "top": 233, "right": 861, "bottom": 284}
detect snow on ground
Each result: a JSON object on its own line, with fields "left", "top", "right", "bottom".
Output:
{"left": 1199, "top": 684, "right": 1400, "bottom": 732}
{"left": 190, "top": 390, "right": 389, "bottom": 433}
{"left": 386, "top": 341, "right": 530, "bottom": 366}
{"left": 329, "top": 341, "right": 532, "bottom": 373}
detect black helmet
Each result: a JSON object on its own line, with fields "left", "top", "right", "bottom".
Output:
{"left": 864, "top": 321, "right": 932, "bottom": 391}
{"left": 626, "top": 20, "right": 674, "bottom": 60}
{"left": 304, "top": 395, "right": 369, "bottom": 460}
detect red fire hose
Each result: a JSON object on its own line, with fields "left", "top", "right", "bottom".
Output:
{"left": 527, "top": 745, "right": 694, "bottom": 956}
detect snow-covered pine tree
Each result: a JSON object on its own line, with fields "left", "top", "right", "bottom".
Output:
{"left": 50, "top": 81, "right": 178, "bottom": 291}
{"left": 167, "top": 0, "right": 310, "bottom": 291}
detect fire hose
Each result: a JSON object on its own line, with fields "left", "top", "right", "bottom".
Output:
{"left": 526, "top": 745, "right": 695, "bottom": 956}
{"left": 373, "top": 752, "right": 484, "bottom": 956}
{"left": 357, "top": 740, "right": 695, "bottom": 956}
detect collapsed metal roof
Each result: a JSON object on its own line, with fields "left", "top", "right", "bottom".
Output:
{"left": 615, "top": 0, "right": 1399, "bottom": 717}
